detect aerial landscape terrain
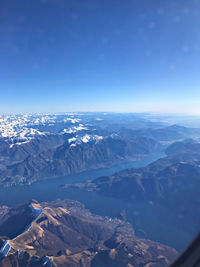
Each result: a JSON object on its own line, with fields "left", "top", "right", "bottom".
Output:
{"left": 0, "top": 112, "right": 200, "bottom": 266}
{"left": 1, "top": 0, "right": 200, "bottom": 265}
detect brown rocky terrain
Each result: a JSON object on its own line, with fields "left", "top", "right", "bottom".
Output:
{"left": 0, "top": 199, "right": 177, "bottom": 267}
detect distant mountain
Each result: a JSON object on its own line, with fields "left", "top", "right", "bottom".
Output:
{"left": 166, "top": 139, "right": 200, "bottom": 157}
{"left": 71, "top": 152, "right": 200, "bottom": 202}
{"left": 0, "top": 136, "right": 159, "bottom": 187}
{"left": 0, "top": 133, "right": 69, "bottom": 163}
{"left": 0, "top": 199, "right": 177, "bottom": 267}
{"left": 1, "top": 113, "right": 200, "bottom": 187}
{"left": 0, "top": 113, "right": 165, "bottom": 141}
{"left": 118, "top": 125, "right": 200, "bottom": 142}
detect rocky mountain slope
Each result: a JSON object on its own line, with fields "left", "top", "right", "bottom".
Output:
{"left": 0, "top": 136, "right": 159, "bottom": 187}
{"left": 1, "top": 113, "right": 200, "bottom": 188}
{"left": 67, "top": 139, "right": 200, "bottom": 200}
{"left": 64, "top": 140, "right": 200, "bottom": 251}
{"left": 0, "top": 199, "right": 177, "bottom": 267}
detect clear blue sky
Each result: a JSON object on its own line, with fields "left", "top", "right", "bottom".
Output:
{"left": 0, "top": 0, "right": 200, "bottom": 114}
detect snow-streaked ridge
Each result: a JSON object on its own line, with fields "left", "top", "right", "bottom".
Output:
{"left": 0, "top": 241, "right": 11, "bottom": 257}
{"left": 68, "top": 134, "right": 103, "bottom": 147}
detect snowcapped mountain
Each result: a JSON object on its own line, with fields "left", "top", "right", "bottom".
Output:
{"left": 0, "top": 112, "right": 170, "bottom": 146}
{"left": 0, "top": 113, "right": 89, "bottom": 144}
{"left": 68, "top": 134, "right": 103, "bottom": 146}
{"left": 1, "top": 112, "right": 200, "bottom": 187}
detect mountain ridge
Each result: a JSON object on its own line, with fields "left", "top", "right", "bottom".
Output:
{"left": 0, "top": 199, "right": 177, "bottom": 267}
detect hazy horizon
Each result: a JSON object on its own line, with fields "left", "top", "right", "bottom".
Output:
{"left": 1, "top": 111, "right": 200, "bottom": 117}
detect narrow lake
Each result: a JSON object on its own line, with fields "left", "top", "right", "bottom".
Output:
{"left": 0, "top": 151, "right": 164, "bottom": 206}
{"left": 0, "top": 150, "right": 195, "bottom": 252}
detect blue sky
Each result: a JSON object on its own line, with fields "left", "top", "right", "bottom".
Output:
{"left": 0, "top": 0, "right": 200, "bottom": 114}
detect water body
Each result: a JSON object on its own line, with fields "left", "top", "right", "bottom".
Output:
{"left": 0, "top": 150, "right": 194, "bottom": 252}
{"left": 0, "top": 151, "right": 164, "bottom": 207}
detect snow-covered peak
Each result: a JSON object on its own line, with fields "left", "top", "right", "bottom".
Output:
{"left": 0, "top": 114, "right": 84, "bottom": 144}
{"left": 63, "top": 118, "right": 81, "bottom": 124}
{"left": 63, "top": 124, "right": 88, "bottom": 134}
{"left": 68, "top": 137, "right": 77, "bottom": 143}
{"left": 68, "top": 134, "right": 103, "bottom": 146}
{"left": 0, "top": 241, "right": 11, "bottom": 257}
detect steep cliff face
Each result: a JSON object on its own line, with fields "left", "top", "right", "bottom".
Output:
{"left": 0, "top": 200, "right": 177, "bottom": 267}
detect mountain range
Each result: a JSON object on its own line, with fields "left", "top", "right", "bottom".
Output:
{"left": 1, "top": 113, "right": 200, "bottom": 266}
{"left": 64, "top": 139, "right": 200, "bottom": 251}
{"left": 1, "top": 115, "right": 200, "bottom": 188}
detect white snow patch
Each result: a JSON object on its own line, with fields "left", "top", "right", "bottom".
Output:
{"left": 43, "top": 256, "right": 52, "bottom": 265}
{"left": 81, "top": 134, "right": 91, "bottom": 143}
{"left": 63, "top": 124, "right": 88, "bottom": 134}
{"left": 64, "top": 118, "right": 81, "bottom": 124}
{"left": 68, "top": 137, "right": 77, "bottom": 144}
{"left": 69, "top": 134, "right": 103, "bottom": 146}
{"left": 70, "top": 143, "right": 76, "bottom": 147}
{"left": 0, "top": 241, "right": 11, "bottom": 257}
{"left": 9, "top": 140, "right": 31, "bottom": 148}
